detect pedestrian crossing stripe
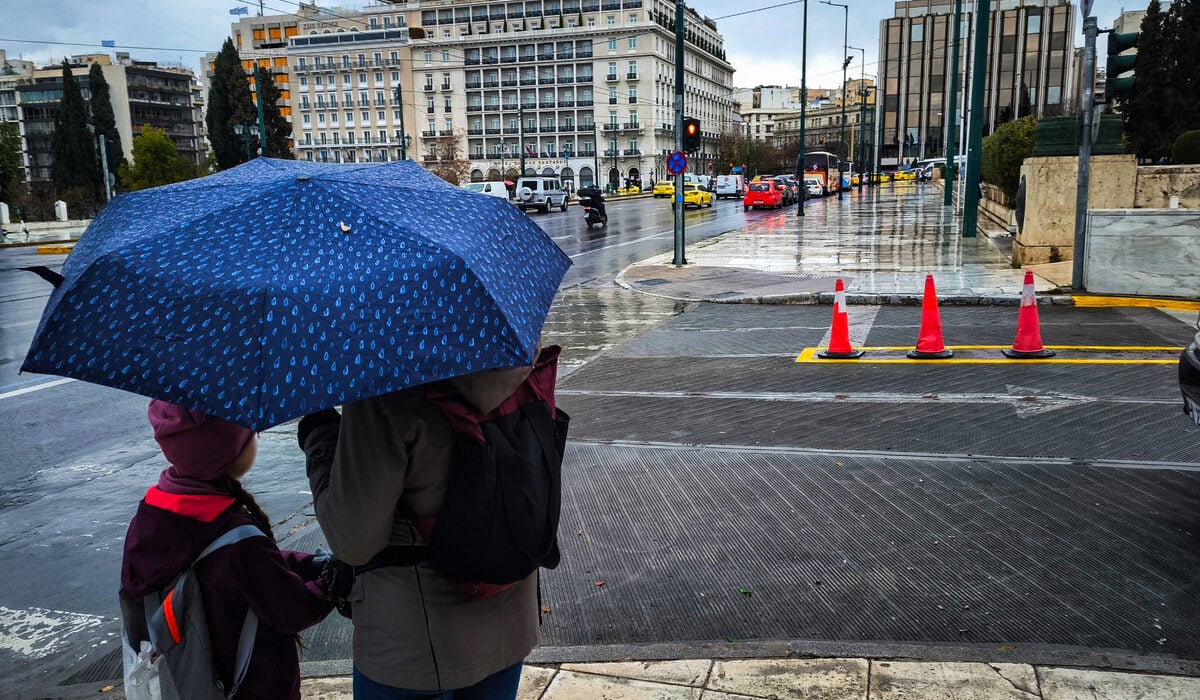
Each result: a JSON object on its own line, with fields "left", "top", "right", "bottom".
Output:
{"left": 796, "top": 345, "right": 1183, "bottom": 364}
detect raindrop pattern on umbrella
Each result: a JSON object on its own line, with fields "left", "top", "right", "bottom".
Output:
{"left": 23, "top": 158, "right": 571, "bottom": 430}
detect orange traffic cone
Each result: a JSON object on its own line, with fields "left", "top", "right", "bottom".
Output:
{"left": 818, "top": 279, "right": 864, "bottom": 359}
{"left": 907, "top": 274, "right": 954, "bottom": 359}
{"left": 1003, "top": 270, "right": 1055, "bottom": 359}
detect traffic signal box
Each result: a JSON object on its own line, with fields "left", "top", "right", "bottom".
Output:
{"left": 1105, "top": 31, "right": 1139, "bottom": 102}
{"left": 682, "top": 117, "right": 701, "bottom": 152}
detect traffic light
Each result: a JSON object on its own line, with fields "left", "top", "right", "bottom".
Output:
{"left": 682, "top": 117, "right": 701, "bottom": 152}
{"left": 1105, "top": 31, "right": 1139, "bottom": 102}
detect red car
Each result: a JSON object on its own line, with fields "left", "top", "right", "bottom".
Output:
{"left": 743, "top": 181, "right": 784, "bottom": 211}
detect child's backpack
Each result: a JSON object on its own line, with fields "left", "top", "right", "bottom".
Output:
{"left": 357, "top": 345, "right": 570, "bottom": 598}
{"left": 119, "top": 524, "right": 266, "bottom": 700}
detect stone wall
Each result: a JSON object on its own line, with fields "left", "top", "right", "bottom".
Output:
{"left": 1085, "top": 209, "right": 1200, "bottom": 298}
{"left": 1134, "top": 165, "right": 1200, "bottom": 209}
{"left": 1014, "top": 155, "right": 1137, "bottom": 265}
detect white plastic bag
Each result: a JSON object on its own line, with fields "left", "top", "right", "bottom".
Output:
{"left": 122, "top": 638, "right": 162, "bottom": 700}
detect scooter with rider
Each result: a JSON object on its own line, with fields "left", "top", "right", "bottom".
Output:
{"left": 577, "top": 185, "right": 607, "bottom": 228}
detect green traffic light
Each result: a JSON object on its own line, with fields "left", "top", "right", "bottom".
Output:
{"left": 1107, "top": 31, "right": 1139, "bottom": 55}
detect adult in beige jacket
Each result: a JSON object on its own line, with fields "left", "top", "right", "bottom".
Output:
{"left": 300, "top": 361, "right": 538, "bottom": 694}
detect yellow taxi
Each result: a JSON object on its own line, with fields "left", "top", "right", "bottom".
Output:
{"left": 892, "top": 169, "right": 917, "bottom": 181}
{"left": 617, "top": 185, "right": 641, "bottom": 195}
{"left": 671, "top": 183, "right": 714, "bottom": 209}
{"left": 653, "top": 181, "right": 675, "bottom": 198}
{"left": 870, "top": 171, "right": 891, "bottom": 184}
{"left": 850, "top": 173, "right": 861, "bottom": 186}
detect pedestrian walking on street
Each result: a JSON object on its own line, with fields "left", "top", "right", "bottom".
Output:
{"left": 297, "top": 344, "right": 568, "bottom": 699}
{"left": 121, "top": 400, "right": 334, "bottom": 699}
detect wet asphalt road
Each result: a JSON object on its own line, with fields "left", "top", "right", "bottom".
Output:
{"left": 2, "top": 189, "right": 1198, "bottom": 695}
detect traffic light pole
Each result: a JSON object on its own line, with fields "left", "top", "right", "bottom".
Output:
{"left": 796, "top": 0, "right": 807, "bottom": 216}
{"left": 944, "top": 0, "right": 963, "bottom": 206}
{"left": 673, "top": 0, "right": 685, "bottom": 267}
{"left": 961, "top": 0, "right": 991, "bottom": 238}
{"left": 1072, "top": 11, "right": 1098, "bottom": 291}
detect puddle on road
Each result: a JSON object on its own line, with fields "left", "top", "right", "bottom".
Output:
{"left": 545, "top": 285, "right": 686, "bottom": 376}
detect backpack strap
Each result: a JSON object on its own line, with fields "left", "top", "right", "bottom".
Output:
{"left": 196, "top": 524, "right": 266, "bottom": 699}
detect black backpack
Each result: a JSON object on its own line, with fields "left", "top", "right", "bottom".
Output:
{"left": 358, "top": 346, "right": 569, "bottom": 592}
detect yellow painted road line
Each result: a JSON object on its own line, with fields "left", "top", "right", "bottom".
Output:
{"left": 796, "top": 345, "right": 1182, "bottom": 365}
{"left": 1073, "top": 296, "right": 1200, "bottom": 311}
{"left": 37, "top": 245, "right": 74, "bottom": 255}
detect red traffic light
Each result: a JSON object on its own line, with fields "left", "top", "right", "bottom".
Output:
{"left": 685, "top": 122, "right": 698, "bottom": 136}
{"left": 682, "top": 116, "right": 701, "bottom": 152}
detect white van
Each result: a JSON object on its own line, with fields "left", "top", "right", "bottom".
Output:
{"left": 463, "top": 181, "right": 510, "bottom": 200}
{"left": 715, "top": 174, "right": 745, "bottom": 199}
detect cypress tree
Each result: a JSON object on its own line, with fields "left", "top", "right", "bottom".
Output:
{"left": 257, "top": 69, "right": 292, "bottom": 158}
{"left": 207, "top": 38, "right": 257, "bottom": 169}
{"left": 1121, "top": 0, "right": 1171, "bottom": 160}
{"left": 1174, "top": 0, "right": 1200, "bottom": 135}
{"left": 88, "top": 62, "right": 125, "bottom": 181}
{"left": 50, "top": 60, "right": 102, "bottom": 200}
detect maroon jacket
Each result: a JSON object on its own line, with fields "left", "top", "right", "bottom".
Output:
{"left": 121, "top": 487, "right": 332, "bottom": 699}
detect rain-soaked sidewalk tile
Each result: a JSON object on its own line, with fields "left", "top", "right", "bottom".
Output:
{"left": 520, "top": 665, "right": 559, "bottom": 699}
{"left": 707, "top": 658, "right": 869, "bottom": 699}
{"left": 1038, "top": 667, "right": 1200, "bottom": 699}
{"left": 301, "top": 677, "right": 352, "bottom": 699}
{"left": 541, "top": 669, "right": 701, "bottom": 699}
{"left": 868, "top": 661, "right": 1039, "bottom": 699}
{"left": 560, "top": 659, "right": 713, "bottom": 686}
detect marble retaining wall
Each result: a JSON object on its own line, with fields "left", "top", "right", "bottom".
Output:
{"left": 1085, "top": 209, "right": 1200, "bottom": 298}
{"left": 1134, "top": 165, "right": 1200, "bottom": 209}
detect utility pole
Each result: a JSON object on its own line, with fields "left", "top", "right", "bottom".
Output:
{"left": 848, "top": 45, "right": 865, "bottom": 193}
{"left": 395, "top": 85, "right": 408, "bottom": 159}
{"left": 672, "top": 0, "right": 685, "bottom": 266}
{"left": 592, "top": 122, "right": 599, "bottom": 185}
{"left": 519, "top": 106, "right": 526, "bottom": 175}
{"left": 796, "top": 0, "right": 808, "bottom": 215}
{"left": 944, "top": 0, "right": 963, "bottom": 206}
{"left": 98, "top": 135, "right": 113, "bottom": 202}
{"left": 253, "top": 63, "right": 267, "bottom": 156}
{"left": 1072, "top": 1, "right": 1098, "bottom": 291}
{"left": 961, "top": 0, "right": 991, "bottom": 238}
{"left": 822, "top": 0, "right": 849, "bottom": 200}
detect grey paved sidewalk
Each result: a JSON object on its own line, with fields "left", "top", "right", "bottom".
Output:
{"left": 300, "top": 659, "right": 1200, "bottom": 699}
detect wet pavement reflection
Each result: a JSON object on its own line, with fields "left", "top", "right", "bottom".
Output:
{"left": 644, "top": 183, "right": 1050, "bottom": 296}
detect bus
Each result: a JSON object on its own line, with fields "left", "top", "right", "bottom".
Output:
{"left": 801, "top": 151, "right": 840, "bottom": 195}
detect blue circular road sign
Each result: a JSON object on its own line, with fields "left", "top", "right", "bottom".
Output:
{"left": 666, "top": 151, "right": 688, "bottom": 175}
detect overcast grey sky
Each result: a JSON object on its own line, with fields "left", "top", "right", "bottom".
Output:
{"left": 1, "top": 0, "right": 1136, "bottom": 90}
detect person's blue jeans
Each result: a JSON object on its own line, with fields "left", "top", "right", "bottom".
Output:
{"left": 352, "top": 662, "right": 523, "bottom": 699}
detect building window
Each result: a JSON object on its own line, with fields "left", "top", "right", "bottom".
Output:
{"left": 628, "top": 13, "right": 637, "bottom": 24}
{"left": 628, "top": 37, "right": 636, "bottom": 50}
{"left": 911, "top": 22, "right": 924, "bottom": 42}
{"left": 299, "top": 76, "right": 308, "bottom": 86}
{"left": 606, "top": 15, "right": 615, "bottom": 26}
{"left": 1027, "top": 14, "right": 1041, "bottom": 33}
{"left": 359, "top": 74, "right": 367, "bottom": 85}
{"left": 608, "top": 39, "right": 617, "bottom": 51}
{"left": 425, "top": 50, "right": 433, "bottom": 63}
{"left": 442, "top": 50, "right": 450, "bottom": 62}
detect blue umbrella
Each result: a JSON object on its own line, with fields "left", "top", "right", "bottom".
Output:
{"left": 22, "top": 158, "right": 571, "bottom": 430}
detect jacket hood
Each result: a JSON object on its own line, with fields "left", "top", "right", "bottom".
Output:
{"left": 447, "top": 345, "right": 541, "bottom": 415}
{"left": 120, "top": 492, "right": 237, "bottom": 597}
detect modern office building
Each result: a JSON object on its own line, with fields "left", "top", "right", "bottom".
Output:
{"left": 16, "top": 54, "right": 202, "bottom": 181}
{"left": 878, "top": 0, "right": 1076, "bottom": 166}
{"left": 0, "top": 50, "right": 35, "bottom": 183}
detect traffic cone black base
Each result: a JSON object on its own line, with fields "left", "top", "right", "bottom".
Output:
{"left": 906, "top": 348, "right": 954, "bottom": 359}
{"left": 818, "top": 348, "right": 865, "bottom": 359}
{"left": 1002, "top": 347, "right": 1056, "bottom": 359}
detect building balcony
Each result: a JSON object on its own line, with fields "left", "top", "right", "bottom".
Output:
{"left": 558, "top": 76, "right": 574, "bottom": 84}
{"left": 560, "top": 124, "right": 577, "bottom": 132}
{"left": 559, "top": 100, "right": 575, "bottom": 107}
{"left": 602, "top": 123, "right": 619, "bottom": 131}
{"left": 504, "top": 127, "right": 520, "bottom": 134}
{"left": 508, "top": 9, "right": 524, "bottom": 17}
{"left": 623, "top": 148, "right": 641, "bottom": 156}
{"left": 466, "top": 81, "right": 482, "bottom": 89}
{"left": 622, "top": 122, "right": 642, "bottom": 131}
{"left": 467, "top": 105, "right": 483, "bottom": 112}
{"left": 484, "top": 127, "right": 501, "bottom": 135}
{"left": 501, "top": 79, "right": 518, "bottom": 87}
{"left": 609, "top": 98, "right": 618, "bottom": 104}
{"left": 605, "top": 74, "right": 619, "bottom": 82}
{"left": 520, "top": 78, "right": 537, "bottom": 85}
{"left": 578, "top": 149, "right": 596, "bottom": 157}
{"left": 539, "top": 78, "right": 556, "bottom": 85}
{"left": 603, "top": 149, "right": 618, "bottom": 157}
{"left": 438, "top": 130, "right": 454, "bottom": 136}
{"left": 539, "top": 101, "right": 556, "bottom": 108}
{"left": 483, "top": 104, "right": 501, "bottom": 112}
{"left": 577, "top": 49, "right": 594, "bottom": 58}
{"left": 465, "top": 57, "right": 481, "bottom": 66}
{"left": 293, "top": 64, "right": 307, "bottom": 73}
{"left": 482, "top": 57, "right": 499, "bottom": 65}
{"left": 424, "top": 85, "right": 435, "bottom": 91}
{"left": 602, "top": 1, "right": 620, "bottom": 9}
{"left": 468, "top": 128, "right": 484, "bottom": 135}
{"left": 483, "top": 80, "right": 500, "bottom": 88}
{"left": 520, "top": 54, "right": 537, "bottom": 63}
{"left": 440, "top": 83, "right": 452, "bottom": 91}
{"left": 626, "top": 72, "right": 639, "bottom": 80}
{"left": 501, "top": 56, "right": 518, "bottom": 63}
{"left": 556, "top": 52, "right": 575, "bottom": 60}
{"left": 582, "top": 2, "right": 600, "bottom": 11}
{"left": 577, "top": 99, "right": 594, "bottom": 106}
{"left": 422, "top": 130, "right": 437, "bottom": 137}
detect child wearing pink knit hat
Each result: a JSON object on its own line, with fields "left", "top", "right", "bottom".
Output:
{"left": 121, "top": 400, "right": 332, "bottom": 698}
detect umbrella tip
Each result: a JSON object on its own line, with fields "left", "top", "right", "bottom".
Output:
{"left": 296, "top": 175, "right": 310, "bottom": 181}
{"left": 339, "top": 221, "right": 352, "bottom": 233}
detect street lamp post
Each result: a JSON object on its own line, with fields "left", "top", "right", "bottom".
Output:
{"left": 848, "top": 45, "right": 866, "bottom": 193}
{"left": 822, "top": 0, "right": 849, "bottom": 200}
{"left": 233, "top": 123, "right": 260, "bottom": 162}
{"left": 796, "top": 0, "right": 808, "bottom": 215}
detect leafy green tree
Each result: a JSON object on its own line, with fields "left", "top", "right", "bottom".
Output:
{"left": 981, "top": 115, "right": 1036, "bottom": 205}
{"left": 0, "top": 121, "right": 23, "bottom": 209}
{"left": 257, "top": 69, "right": 292, "bottom": 158}
{"left": 50, "top": 60, "right": 102, "bottom": 202}
{"left": 118, "top": 125, "right": 199, "bottom": 190}
{"left": 87, "top": 62, "right": 125, "bottom": 182}
{"left": 1121, "top": 0, "right": 1175, "bottom": 161}
{"left": 206, "top": 39, "right": 258, "bottom": 169}
{"left": 1174, "top": 0, "right": 1200, "bottom": 134}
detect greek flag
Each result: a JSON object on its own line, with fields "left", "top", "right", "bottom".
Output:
{"left": 229, "top": 6, "right": 249, "bottom": 15}
{"left": 100, "top": 40, "right": 115, "bottom": 47}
